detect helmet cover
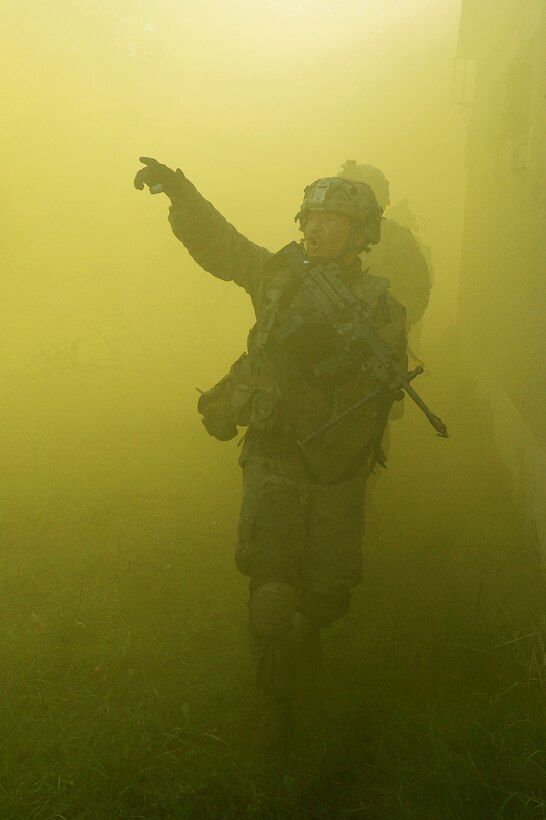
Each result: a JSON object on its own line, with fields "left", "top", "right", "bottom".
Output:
{"left": 296, "top": 176, "right": 382, "bottom": 250}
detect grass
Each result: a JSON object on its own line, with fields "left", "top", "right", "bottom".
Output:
{"left": 0, "top": 487, "right": 544, "bottom": 819}
{"left": 1, "top": 341, "right": 545, "bottom": 818}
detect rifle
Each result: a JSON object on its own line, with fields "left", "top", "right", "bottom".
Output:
{"left": 266, "top": 241, "right": 448, "bottom": 446}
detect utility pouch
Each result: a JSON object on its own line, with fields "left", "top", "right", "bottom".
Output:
{"left": 197, "top": 354, "right": 256, "bottom": 441}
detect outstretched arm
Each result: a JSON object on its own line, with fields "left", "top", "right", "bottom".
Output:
{"left": 134, "top": 157, "right": 270, "bottom": 300}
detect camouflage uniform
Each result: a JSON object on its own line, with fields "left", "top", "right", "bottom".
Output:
{"left": 165, "top": 174, "right": 406, "bottom": 709}
{"left": 135, "top": 160, "right": 407, "bottom": 740}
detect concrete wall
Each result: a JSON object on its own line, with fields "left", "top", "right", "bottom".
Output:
{"left": 455, "top": 0, "right": 546, "bottom": 556}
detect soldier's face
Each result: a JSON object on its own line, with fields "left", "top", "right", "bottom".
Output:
{"left": 304, "top": 211, "right": 352, "bottom": 258}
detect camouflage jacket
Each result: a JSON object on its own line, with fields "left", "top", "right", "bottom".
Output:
{"left": 168, "top": 176, "right": 407, "bottom": 481}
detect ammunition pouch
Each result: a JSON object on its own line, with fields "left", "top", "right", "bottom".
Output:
{"left": 197, "top": 353, "right": 284, "bottom": 441}
{"left": 197, "top": 354, "right": 255, "bottom": 441}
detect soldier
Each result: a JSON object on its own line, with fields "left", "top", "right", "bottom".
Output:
{"left": 134, "top": 158, "right": 407, "bottom": 750}
{"left": 337, "top": 161, "right": 432, "bottom": 352}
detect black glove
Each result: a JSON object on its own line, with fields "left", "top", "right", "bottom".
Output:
{"left": 133, "top": 156, "right": 185, "bottom": 197}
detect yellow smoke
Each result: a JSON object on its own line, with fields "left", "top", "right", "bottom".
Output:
{"left": 1, "top": 0, "right": 464, "bottom": 508}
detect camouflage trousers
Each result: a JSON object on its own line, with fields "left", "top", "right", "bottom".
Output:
{"left": 236, "top": 437, "right": 368, "bottom": 628}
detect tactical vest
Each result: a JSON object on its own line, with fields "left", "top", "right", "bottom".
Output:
{"left": 197, "top": 264, "right": 393, "bottom": 455}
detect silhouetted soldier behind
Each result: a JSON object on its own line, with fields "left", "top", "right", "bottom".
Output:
{"left": 338, "top": 161, "right": 433, "bottom": 354}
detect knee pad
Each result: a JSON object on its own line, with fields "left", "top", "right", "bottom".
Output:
{"left": 250, "top": 582, "right": 298, "bottom": 637}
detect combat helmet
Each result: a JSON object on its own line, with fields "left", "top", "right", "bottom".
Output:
{"left": 295, "top": 176, "right": 382, "bottom": 252}
{"left": 337, "top": 161, "right": 390, "bottom": 210}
